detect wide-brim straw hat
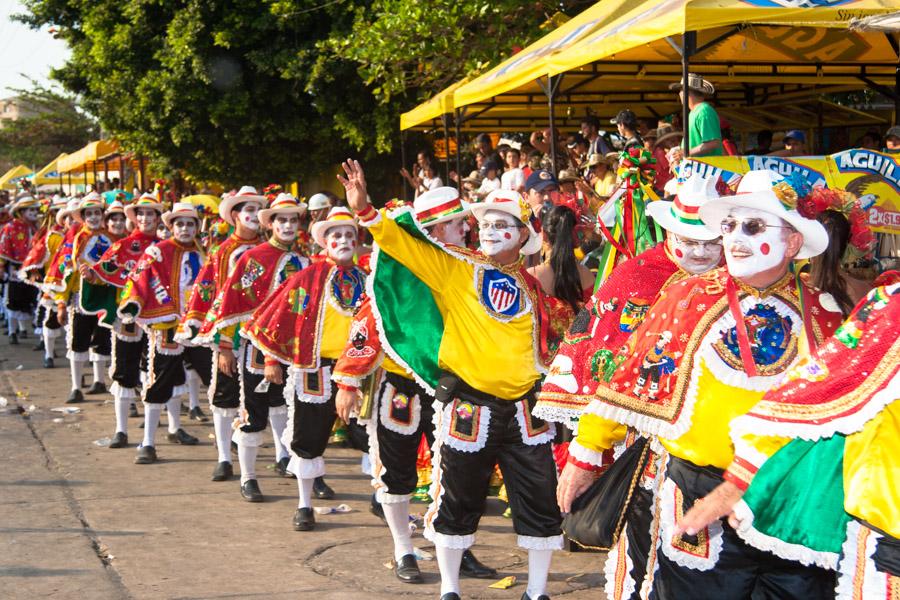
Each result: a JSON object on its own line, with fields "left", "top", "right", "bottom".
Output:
{"left": 669, "top": 72, "right": 715, "bottom": 96}
{"left": 124, "top": 192, "right": 165, "bottom": 225}
{"left": 647, "top": 173, "right": 721, "bottom": 241}
{"left": 469, "top": 189, "right": 542, "bottom": 256}
{"left": 162, "top": 202, "right": 201, "bottom": 229}
{"left": 311, "top": 206, "right": 358, "bottom": 248}
{"left": 219, "top": 185, "right": 267, "bottom": 226}
{"left": 259, "top": 193, "right": 308, "bottom": 227}
{"left": 413, "top": 186, "right": 471, "bottom": 227}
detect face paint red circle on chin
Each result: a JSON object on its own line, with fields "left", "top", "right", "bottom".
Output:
{"left": 761, "top": 243, "right": 770, "bottom": 255}
{"left": 674, "top": 248, "right": 684, "bottom": 258}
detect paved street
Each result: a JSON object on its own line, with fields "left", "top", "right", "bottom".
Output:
{"left": 0, "top": 331, "right": 606, "bottom": 599}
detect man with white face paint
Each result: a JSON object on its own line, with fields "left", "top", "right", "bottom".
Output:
{"left": 243, "top": 206, "right": 366, "bottom": 531}
{"left": 0, "top": 195, "right": 41, "bottom": 344}
{"left": 195, "top": 193, "right": 309, "bottom": 502}
{"left": 340, "top": 159, "right": 563, "bottom": 600}
{"left": 557, "top": 170, "right": 845, "bottom": 599}
{"left": 119, "top": 203, "right": 207, "bottom": 465}
{"left": 534, "top": 173, "right": 723, "bottom": 600}
{"left": 90, "top": 194, "right": 164, "bottom": 449}
{"left": 52, "top": 194, "right": 114, "bottom": 403}
{"left": 332, "top": 188, "right": 497, "bottom": 583}
{"left": 39, "top": 198, "right": 81, "bottom": 367}
{"left": 177, "top": 186, "right": 264, "bottom": 481}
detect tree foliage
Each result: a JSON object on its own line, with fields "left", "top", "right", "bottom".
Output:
{"left": 0, "top": 82, "right": 98, "bottom": 172}
{"left": 18, "top": 0, "right": 590, "bottom": 188}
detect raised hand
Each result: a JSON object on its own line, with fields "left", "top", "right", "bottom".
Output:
{"left": 337, "top": 159, "right": 369, "bottom": 213}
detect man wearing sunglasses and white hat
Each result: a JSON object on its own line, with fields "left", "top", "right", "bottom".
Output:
{"left": 339, "top": 160, "right": 562, "bottom": 600}
{"left": 558, "top": 170, "right": 846, "bottom": 598}
{"left": 331, "top": 187, "right": 496, "bottom": 584}
{"left": 194, "top": 192, "right": 309, "bottom": 501}
{"left": 177, "top": 186, "right": 265, "bottom": 481}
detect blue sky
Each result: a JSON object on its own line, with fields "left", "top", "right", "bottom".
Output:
{"left": 0, "top": 1, "right": 70, "bottom": 96}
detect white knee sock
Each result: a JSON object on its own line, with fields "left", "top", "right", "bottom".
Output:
{"left": 7, "top": 317, "right": 15, "bottom": 336}
{"left": 186, "top": 369, "right": 200, "bottom": 410}
{"left": 238, "top": 443, "right": 258, "bottom": 484}
{"left": 269, "top": 410, "right": 289, "bottom": 461}
{"left": 17, "top": 318, "right": 26, "bottom": 333}
{"left": 43, "top": 328, "right": 54, "bottom": 359}
{"left": 70, "top": 360, "right": 84, "bottom": 391}
{"left": 142, "top": 404, "right": 162, "bottom": 448}
{"left": 436, "top": 545, "right": 463, "bottom": 596}
{"left": 526, "top": 548, "right": 554, "bottom": 599}
{"left": 92, "top": 360, "right": 106, "bottom": 386}
{"left": 213, "top": 410, "right": 233, "bottom": 463}
{"left": 114, "top": 394, "right": 129, "bottom": 434}
{"left": 166, "top": 398, "right": 181, "bottom": 434}
{"left": 297, "top": 477, "right": 314, "bottom": 509}
{"left": 382, "top": 499, "right": 415, "bottom": 561}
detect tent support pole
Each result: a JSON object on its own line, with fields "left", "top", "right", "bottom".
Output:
{"left": 400, "top": 130, "right": 408, "bottom": 201}
{"left": 544, "top": 74, "right": 564, "bottom": 175}
{"left": 441, "top": 113, "right": 451, "bottom": 183}
{"left": 895, "top": 61, "right": 899, "bottom": 125}
{"left": 682, "top": 31, "right": 696, "bottom": 154}
{"left": 455, "top": 108, "right": 462, "bottom": 189}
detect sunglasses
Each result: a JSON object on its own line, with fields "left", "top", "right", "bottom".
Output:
{"left": 721, "top": 217, "right": 794, "bottom": 237}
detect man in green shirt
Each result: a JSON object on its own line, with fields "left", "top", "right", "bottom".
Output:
{"left": 671, "top": 73, "right": 722, "bottom": 157}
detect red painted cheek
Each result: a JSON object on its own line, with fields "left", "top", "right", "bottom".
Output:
{"left": 503, "top": 232, "right": 511, "bottom": 240}
{"left": 330, "top": 242, "right": 338, "bottom": 249}
{"left": 760, "top": 243, "right": 770, "bottom": 255}
{"left": 674, "top": 248, "right": 684, "bottom": 258}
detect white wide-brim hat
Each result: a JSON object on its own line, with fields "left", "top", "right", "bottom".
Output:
{"left": 11, "top": 195, "right": 39, "bottom": 216}
{"left": 414, "top": 186, "right": 471, "bottom": 227}
{"left": 219, "top": 185, "right": 267, "bottom": 226}
{"left": 259, "top": 193, "right": 308, "bottom": 227}
{"left": 698, "top": 170, "right": 828, "bottom": 260}
{"left": 57, "top": 198, "right": 79, "bottom": 226}
{"left": 647, "top": 173, "right": 721, "bottom": 241}
{"left": 311, "top": 206, "right": 358, "bottom": 248}
{"left": 124, "top": 192, "right": 165, "bottom": 225}
{"left": 71, "top": 192, "right": 105, "bottom": 223}
{"left": 162, "top": 202, "right": 201, "bottom": 229}
{"left": 469, "top": 189, "right": 542, "bottom": 256}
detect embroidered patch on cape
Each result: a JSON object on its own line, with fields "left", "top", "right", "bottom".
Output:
{"left": 619, "top": 298, "right": 650, "bottom": 332}
{"left": 713, "top": 303, "right": 796, "bottom": 375}
{"left": 477, "top": 266, "right": 525, "bottom": 320}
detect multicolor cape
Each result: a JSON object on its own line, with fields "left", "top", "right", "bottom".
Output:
{"left": 724, "top": 282, "right": 900, "bottom": 570}
{"left": 242, "top": 260, "right": 366, "bottom": 371}
{"left": 20, "top": 225, "right": 54, "bottom": 279}
{"left": 119, "top": 239, "right": 205, "bottom": 326}
{"left": 194, "top": 240, "right": 306, "bottom": 344}
{"left": 332, "top": 294, "right": 385, "bottom": 383}
{"left": 0, "top": 218, "right": 34, "bottom": 265}
{"left": 179, "top": 233, "right": 259, "bottom": 336}
{"left": 535, "top": 243, "right": 688, "bottom": 424}
{"left": 92, "top": 230, "right": 158, "bottom": 288}
{"left": 43, "top": 223, "right": 80, "bottom": 293}
{"left": 66, "top": 228, "right": 117, "bottom": 325}
{"left": 579, "top": 268, "right": 842, "bottom": 441}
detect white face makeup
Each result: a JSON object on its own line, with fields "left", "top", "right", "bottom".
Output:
{"left": 157, "top": 224, "right": 171, "bottom": 240}
{"left": 478, "top": 209, "right": 523, "bottom": 257}
{"left": 172, "top": 217, "right": 198, "bottom": 243}
{"left": 107, "top": 213, "right": 127, "bottom": 236}
{"left": 135, "top": 207, "right": 159, "bottom": 234}
{"left": 667, "top": 233, "right": 722, "bottom": 274}
{"left": 237, "top": 203, "right": 260, "bottom": 231}
{"left": 721, "top": 206, "right": 790, "bottom": 279}
{"left": 22, "top": 207, "right": 38, "bottom": 222}
{"left": 325, "top": 224, "right": 357, "bottom": 263}
{"left": 431, "top": 216, "right": 470, "bottom": 247}
{"left": 83, "top": 207, "right": 104, "bottom": 230}
{"left": 272, "top": 214, "right": 300, "bottom": 244}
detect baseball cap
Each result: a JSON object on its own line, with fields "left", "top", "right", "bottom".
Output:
{"left": 610, "top": 109, "right": 638, "bottom": 127}
{"left": 525, "top": 170, "right": 559, "bottom": 193}
{"left": 784, "top": 130, "right": 806, "bottom": 144}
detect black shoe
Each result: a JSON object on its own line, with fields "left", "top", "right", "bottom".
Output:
{"left": 167, "top": 428, "right": 198, "bottom": 445}
{"left": 440, "top": 594, "right": 461, "bottom": 600}
{"left": 274, "top": 456, "right": 295, "bottom": 478}
{"left": 66, "top": 389, "right": 84, "bottom": 404}
{"left": 461, "top": 549, "right": 498, "bottom": 579}
{"left": 313, "top": 476, "right": 334, "bottom": 499}
{"left": 9, "top": 332, "right": 18, "bottom": 345}
{"left": 134, "top": 445, "right": 157, "bottom": 464}
{"left": 292, "top": 507, "right": 315, "bottom": 531}
{"left": 240, "top": 479, "right": 264, "bottom": 502}
{"left": 33, "top": 340, "right": 44, "bottom": 351}
{"left": 189, "top": 406, "right": 208, "bottom": 422}
{"left": 521, "top": 594, "right": 550, "bottom": 600}
{"left": 393, "top": 554, "right": 423, "bottom": 583}
{"left": 43, "top": 357, "right": 54, "bottom": 369}
{"left": 211, "top": 461, "right": 233, "bottom": 481}
{"left": 109, "top": 432, "right": 128, "bottom": 449}
{"left": 86, "top": 381, "right": 107, "bottom": 395}
{"left": 369, "top": 493, "right": 386, "bottom": 523}
{"left": 129, "top": 403, "right": 139, "bottom": 418}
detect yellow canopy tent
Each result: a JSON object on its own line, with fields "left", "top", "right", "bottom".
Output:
{"left": 30, "top": 153, "right": 68, "bottom": 187}
{"left": 57, "top": 140, "right": 119, "bottom": 174}
{"left": 0, "top": 165, "right": 33, "bottom": 190}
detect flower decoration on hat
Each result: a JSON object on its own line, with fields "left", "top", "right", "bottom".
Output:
{"left": 802, "top": 187, "right": 874, "bottom": 256}
{"left": 263, "top": 184, "right": 283, "bottom": 202}
{"left": 615, "top": 147, "right": 658, "bottom": 193}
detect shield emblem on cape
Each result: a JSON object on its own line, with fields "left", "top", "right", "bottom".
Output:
{"left": 481, "top": 269, "right": 520, "bottom": 317}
